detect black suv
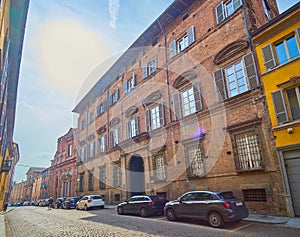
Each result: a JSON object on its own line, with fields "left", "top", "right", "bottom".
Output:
{"left": 117, "top": 195, "right": 167, "bottom": 217}
{"left": 164, "top": 191, "right": 248, "bottom": 228}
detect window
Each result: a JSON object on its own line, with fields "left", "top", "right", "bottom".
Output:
{"left": 142, "top": 58, "right": 157, "bottom": 79}
{"left": 243, "top": 189, "right": 267, "bottom": 202}
{"left": 153, "top": 154, "right": 166, "bottom": 181}
{"left": 146, "top": 104, "right": 165, "bottom": 131}
{"left": 126, "top": 116, "right": 139, "bottom": 138}
{"left": 185, "top": 143, "right": 205, "bottom": 177}
{"left": 67, "top": 144, "right": 72, "bottom": 156}
{"left": 96, "top": 99, "right": 107, "bottom": 116}
{"left": 234, "top": 131, "right": 262, "bottom": 170}
{"left": 81, "top": 119, "right": 86, "bottom": 130}
{"left": 124, "top": 73, "right": 136, "bottom": 94}
{"left": 88, "top": 142, "right": 95, "bottom": 158}
{"left": 272, "top": 86, "right": 300, "bottom": 125}
{"left": 170, "top": 26, "right": 195, "bottom": 58}
{"left": 79, "top": 174, "right": 84, "bottom": 192}
{"left": 109, "top": 88, "right": 120, "bottom": 106}
{"left": 173, "top": 82, "right": 202, "bottom": 119}
{"left": 88, "top": 112, "right": 94, "bottom": 124}
{"left": 113, "top": 165, "right": 121, "bottom": 187}
{"left": 99, "top": 167, "right": 106, "bottom": 189}
{"left": 115, "top": 194, "right": 121, "bottom": 202}
{"left": 213, "top": 53, "right": 258, "bottom": 101}
{"left": 88, "top": 171, "right": 93, "bottom": 191}
{"left": 215, "top": 0, "right": 242, "bottom": 24}
{"left": 262, "top": 28, "right": 300, "bottom": 70}
{"left": 80, "top": 147, "right": 86, "bottom": 161}
{"left": 98, "top": 135, "right": 106, "bottom": 153}
{"left": 109, "top": 126, "right": 120, "bottom": 148}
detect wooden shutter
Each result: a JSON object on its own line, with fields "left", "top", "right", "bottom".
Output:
{"left": 96, "top": 105, "right": 101, "bottom": 116}
{"left": 126, "top": 121, "right": 130, "bottom": 138}
{"left": 187, "top": 25, "right": 195, "bottom": 46}
{"left": 146, "top": 110, "right": 151, "bottom": 132}
{"left": 123, "top": 80, "right": 128, "bottom": 94}
{"left": 109, "top": 131, "right": 113, "bottom": 148}
{"left": 272, "top": 90, "right": 289, "bottom": 125}
{"left": 296, "top": 28, "right": 300, "bottom": 44}
{"left": 115, "top": 88, "right": 119, "bottom": 101}
{"left": 193, "top": 82, "right": 202, "bottom": 111}
{"left": 142, "top": 64, "right": 148, "bottom": 79}
{"left": 213, "top": 69, "right": 227, "bottom": 102}
{"left": 132, "top": 72, "right": 136, "bottom": 86}
{"left": 216, "top": 2, "right": 225, "bottom": 24}
{"left": 173, "top": 93, "right": 182, "bottom": 120}
{"left": 262, "top": 44, "right": 276, "bottom": 70}
{"left": 103, "top": 99, "right": 107, "bottom": 112}
{"left": 109, "top": 94, "right": 113, "bottom": 106}
{"left": 243, "top": 52, "right": 259, "bottom": 89}
{"left": 159, "top": 103, "right": 165, "bottom": 126}
{"left": 117, "top": 127, "right": 121, "bottom": 144}
{"left": 135, "top": 116, "right": 139, "bottom": 135}
{"left": 169, "top": 40, "right": 177, "bottom": 58}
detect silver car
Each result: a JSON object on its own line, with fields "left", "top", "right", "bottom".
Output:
{"left": 76, "top": 195, "right": 105, "bottom": 211}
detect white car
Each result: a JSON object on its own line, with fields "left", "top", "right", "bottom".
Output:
{"left": 76, "top": 195, "right": 105, "bottom": 210}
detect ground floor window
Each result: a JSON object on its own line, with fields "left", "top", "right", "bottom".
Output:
{"left": 185, "top": 142, "right": 205, "bottom": 177}
{"left": 243, "top": 189, "right": 267, "bottom": 202}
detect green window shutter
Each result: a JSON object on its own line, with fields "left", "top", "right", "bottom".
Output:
{"left": 123, "top": 80, "right": 128, "bottom": 94}
{"left": 296, "top": 27, "right": 300, "bottom": 44}
{"left": 213, "top": 69, "right": 227, "bottom": 102}
{"left": 262, "top": 44, "right": 276, "bottom": 70}
{"left": 187, "top": 25, "right": 195, "bottom": 46}
{"left": 272, "top": 90, "right": 289, "bottom": 125}
{"left": 173, "top": 93, "right": 182, "bottom": 120}
{"left": 243, "top": 52, "right": 259, "bottom": 89}
{"left": 170, "top": 40, "right": 177, "bottom": 58}
{"left": 142, "top": 64, "right": 148, "bottom": 79}
{"left": 193, "top": 82, "right": 202, "bottom": 111}
{"left": 216, "top": 2, "right": 225, "bottom": 24}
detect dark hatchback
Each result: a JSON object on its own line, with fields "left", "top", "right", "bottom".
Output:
{"left": 62, "top": 197, "right": 81, "bottom": 209}
{"left": 164, "top": 191, "right": 249, "bottom": 228}
{"left": 117, "top": 195, "right": 167, "bottom": 217}
{"left": 54, "top": 197, "right": 66, "bottom": 209}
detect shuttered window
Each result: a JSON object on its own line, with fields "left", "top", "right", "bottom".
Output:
{"left": 185, "top": 143, "right": 205, "bottom": 177}
{"left": 173, "top": 82, "right": 202, "bottom": 120}
{"left": 99, "top": 167, "right": 106, "bottom": 189}
{"left": 213, "top": 52, "right": 258, "bottom": 101}
{"left": 146, "top": 104, "right": 165, "bottom": 131}
{"left": 272, "top": 90, "right": 289, "bottom": 125}
{"left": 109, "top": 127, "right": 120, "bottom": 148}
{"left": 169, "top": 25, "right": 195, "bottom": 58}
{"left": 215, "top": 0, "right": 242, "bottom": 24}
{"left": 153, "top": 154, "right": 166, "bottom": 181}
{"left": 126, "top": 116, "right": 139, "bottom": 138}
{"left": 142, "top": 58, "right": 156, "bottom": 79}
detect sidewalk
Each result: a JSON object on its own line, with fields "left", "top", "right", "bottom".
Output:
{"left": 0, "top": 212, "right": 6, "bottom": 237}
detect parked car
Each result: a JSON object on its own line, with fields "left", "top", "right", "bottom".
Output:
{"left": 76, "top": 195, "right": 105, "bottom": 210}
{"left": 63, "top": 197, "right": 81, "bottom": 209}
{"left": 164, "top": 191, "right": 249, "bottom": 228}
{"left": 54, "top": 197, "right": 66, "bottom": 209}
{"left": 117, "top": 195, "right": 167, "bottom": 217}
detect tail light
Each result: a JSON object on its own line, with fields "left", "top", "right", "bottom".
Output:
{"left": 88, "top": 200, "right": 92, "bottom": 203}
{"left": 148, "top": 201, "right": 155, "bottom": 206}
{"left": 222, "top": 201, "right": 233, "bottom": 209}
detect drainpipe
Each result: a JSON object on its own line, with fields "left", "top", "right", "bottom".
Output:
{"left": 157, "top": 19, "right": 173, "bottom": 123}
{"left": 241, "top": 0, "right": 253, "bottom": 51}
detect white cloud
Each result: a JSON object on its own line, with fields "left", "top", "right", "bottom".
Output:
{"left": 34, "top": 19, "right": 111, "bottom": 97}
{"left": 109, "top": 0, "right": 120, "bottom": 28}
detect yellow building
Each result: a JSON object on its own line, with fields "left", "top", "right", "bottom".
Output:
{"left": 252, "top": 2, "right": 300, "bottom": 217}
{"left": 0, "top": 0, "right": 30, "bottom": 210}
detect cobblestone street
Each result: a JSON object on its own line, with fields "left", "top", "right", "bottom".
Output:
{"left": 5, "top": 207, "right": 159, "bottom": 237}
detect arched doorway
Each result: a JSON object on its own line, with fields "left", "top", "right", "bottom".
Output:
{"left": 129, "top": 155, "right": 145, "bottom": 196}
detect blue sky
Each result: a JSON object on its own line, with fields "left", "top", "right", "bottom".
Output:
{"left": 13, "top": 0, "right": 299, "bottom": 182}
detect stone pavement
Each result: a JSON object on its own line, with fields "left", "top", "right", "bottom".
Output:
{"left": 0, "top": 207, "right": 299, "bottom": 237}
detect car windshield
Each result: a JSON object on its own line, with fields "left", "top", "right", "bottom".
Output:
{"left": 219, "top": 192, "right": 236, "bottom": 200}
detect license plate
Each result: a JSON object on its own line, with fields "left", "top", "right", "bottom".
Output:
{"left": 236, "top": 202, "right": 243, "bottom": 206}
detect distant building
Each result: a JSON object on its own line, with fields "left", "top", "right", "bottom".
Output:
{"left": 24, "top": 167, "right": 46, "bottom": 201}
{"left": 10, "top": 181, "right": 26, "bottom": 204}
{"left": 252, "top": 2, "right": 300, "bottom": 217}
{"left": 0, "top": 0, "right": 30, "bottom": 210}
{"left": 49, "top": 128, "right": 78, "bottom": 198}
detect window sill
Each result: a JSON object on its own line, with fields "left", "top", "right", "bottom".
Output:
{"left": 262, "top": 56, "right": 300, "bottom": 76}
{"left": 236, "top": 168, "right": 265, "bottom": 173}
{"left": 272, "top": 120, "right": 300, "bottom": 132}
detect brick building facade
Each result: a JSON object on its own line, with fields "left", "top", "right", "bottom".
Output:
{"left": 49, "top": 128, "right": 78, "bottom": 198}
{"left": 73, "top": 0, "right": 289, "bottom": 216}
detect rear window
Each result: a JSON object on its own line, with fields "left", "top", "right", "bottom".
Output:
{"left": 91, "top": 196, "right": 102, "bottom": 200}
{"left": 149, "top": 195, "right": 166, "bottom": 201}
{"left": 219, "top": 192, "right": 236, "bottom": 200}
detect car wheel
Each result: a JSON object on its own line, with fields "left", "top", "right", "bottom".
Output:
{"left": 140, "top": 207, "right": 148, "bottom": 217}
{"left": 84, "top": 205, "right": 88, "bottom": 211}
{"left": 208, "top": 212, "right": 224, "bottom": 228}
{"left": 117, "top": 206, "right": 123, "bottom": 215}
{"left": 166, "top": 208, "right": 177, "bottom": 221}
